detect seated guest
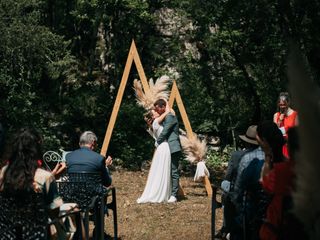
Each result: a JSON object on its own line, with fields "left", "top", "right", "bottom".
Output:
{"left": 231, "top": 126, "right": 265, "bottom": 206}
{"left": 0, "top": 127, "right": 63, "bottom": 210}
{"left": 66, "top": 131, "right": 113, "bottom": 239}
{"left": 66, "top": 130, "right": 113, "bottom": 187}
{"left": 229, "top": 125, "right": 265, "bottom": 239}
{"left": 218, "top": 125, "right": 260, "bottom": 238}
{"left": 0, "top": 127, "right": 76, "bottom": 239}
{"left": 51, "top": 161, "right": 67, "bottom": 178}
{"left": 257, "top": 121, "right": 294, "bottom": 240}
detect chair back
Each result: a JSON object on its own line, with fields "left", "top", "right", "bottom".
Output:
{"left": 42, "top": 149, "right": 70, "bottom": 171}
{"left": 0, "top": 190, "right": 48, "bottom": 240}
{"left": 57, "top": 172, "right": 108, "bottom": 240}
{"left": 57, "top": 172, "right": 107, "bottom": 209}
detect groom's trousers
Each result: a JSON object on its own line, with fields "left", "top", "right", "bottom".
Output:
{"left": 171, "top": 151, "right": 182, "bottom": 197}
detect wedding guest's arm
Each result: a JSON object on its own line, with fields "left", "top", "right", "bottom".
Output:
{"left": 101, "top": 156, "right": 112, "bottom": 187}
{"left": 273, "top": 112, "right": 284, "bottom": 127}
{"left": 259, "top": 153, "right": 273, "bottom": 182}
{"left": 259, "top": 156, "right": 277, "bottom": 195}
{"left": 51, "top": 162, "right": 66, "bottom": 178}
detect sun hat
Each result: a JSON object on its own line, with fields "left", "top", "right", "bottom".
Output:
{"left": 239, "top": 125, "right": 258, "bottom": 145}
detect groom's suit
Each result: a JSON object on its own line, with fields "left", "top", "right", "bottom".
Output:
{"left": 156, "top": 112, "right": 182, "bottom": 197}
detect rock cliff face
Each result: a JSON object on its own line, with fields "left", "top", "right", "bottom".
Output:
{"left": 154, "top": 7, "right": 200, "bottom": 59}
{"left": 153, "top": 7, "right": 200, "bottom": 79}
{"left": 95, "top": 7, "right": 201, "bottom": 83}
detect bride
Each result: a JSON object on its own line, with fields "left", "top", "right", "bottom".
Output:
{"left": 137, "top": 103, "right": 173, "bottom": 203}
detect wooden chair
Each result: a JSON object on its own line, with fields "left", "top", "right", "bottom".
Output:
{"left": 57, "top": 172, "right": 109, "bottom": 240}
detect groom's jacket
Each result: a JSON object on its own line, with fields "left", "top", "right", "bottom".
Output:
{"left": 156, "top": 113, "right": 182, "bottom": 153}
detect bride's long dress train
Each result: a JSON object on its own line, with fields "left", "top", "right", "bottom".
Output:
{"left": 137, "top": 120, "right": 171, "bottom": 203}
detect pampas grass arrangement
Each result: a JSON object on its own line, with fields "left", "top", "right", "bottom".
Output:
{"left": 133, "top": 75, "right": 171, "bottom": 110}
{"left": 179, "top": 134, "right": 207, "bottom": 164}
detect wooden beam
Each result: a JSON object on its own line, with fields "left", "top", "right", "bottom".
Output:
{"left": 132, "top": 40, "right": 150, "bottom": 93}
{"left": 204, "top": 176, "right": 213, "bottom": 197}
{"left": 100, "top": 41, "right": 135, "bottom": 156}
{"left": 169, "top": 81, "right": 193, "bottom": 138}
{"left": 169, "top": 80, "right": 212, "bottom": 197}
{"left": 101, "top": 40, "right": 153, "bottom": 157}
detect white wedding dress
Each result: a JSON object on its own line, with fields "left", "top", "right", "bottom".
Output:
{"left": 137, "top": 119, "right": 171, "bottom": 203}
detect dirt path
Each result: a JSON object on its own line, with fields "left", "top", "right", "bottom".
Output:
{"left": 104, "top": 170, "right": 223, "bottom": 240}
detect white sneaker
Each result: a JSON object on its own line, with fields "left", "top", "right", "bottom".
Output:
{"left": 168, "top": 196, "right": 177, "bottom": 203}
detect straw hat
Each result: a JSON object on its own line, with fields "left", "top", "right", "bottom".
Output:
{"left": 239, "top": 125, "right": 258, "bottom": 145}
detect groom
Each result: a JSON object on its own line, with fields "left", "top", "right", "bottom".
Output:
{"left": 154, "top": 99, "right": 182, "bottom": 203}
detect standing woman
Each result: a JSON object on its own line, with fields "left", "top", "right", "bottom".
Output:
{"left": 273, "top": 92, "right": 298, "bottom": 158}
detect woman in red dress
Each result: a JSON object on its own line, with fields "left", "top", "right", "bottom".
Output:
{"left": 257, "top": 121, "right": 293, "bottom": 240}
{"left": 273, "top": 92, "right": 298, "bottom": 158}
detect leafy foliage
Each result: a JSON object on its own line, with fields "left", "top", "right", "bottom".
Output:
{"left": 1, "top": 0, "right": 319, "bottom": 169}
{"left": 206, "top": 146, "right": 234, "bottom": 170}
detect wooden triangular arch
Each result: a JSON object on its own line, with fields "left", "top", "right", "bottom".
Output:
{"left": 100, "top": 40, "right": 212, "bottom": 196}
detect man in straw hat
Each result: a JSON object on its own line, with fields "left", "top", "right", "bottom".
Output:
{"left": 217, "top": 125, "right": 264, "bottom": 239}
{"left": 222, "top": 126, "right": 262, "bottom": 195}
{"left": 235, "top": 125, "right": 264, "bottom": 182}
{"left": 231, "top": 125, "right": 265, "bottom": 239}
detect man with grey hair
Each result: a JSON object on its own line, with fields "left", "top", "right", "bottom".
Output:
{"left": 66, "top": 131, "right": 113, "bottom": 187}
